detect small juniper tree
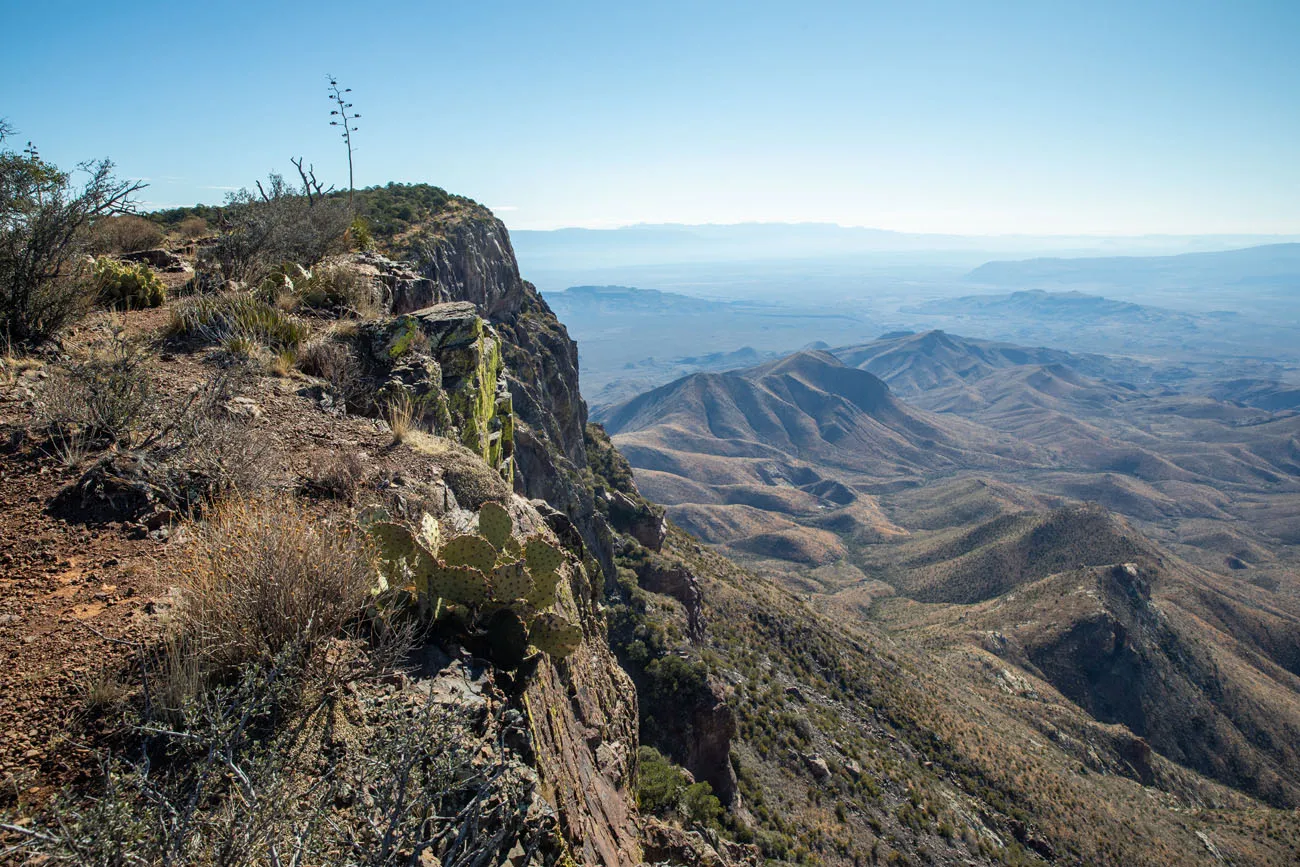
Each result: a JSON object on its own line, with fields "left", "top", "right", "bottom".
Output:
{"left": 327, "top": 76, "right": 360, "bottom": 207}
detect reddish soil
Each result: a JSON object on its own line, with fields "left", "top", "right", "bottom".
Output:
{"left": 0, "top": 305, "right": 457, "bottom": 806}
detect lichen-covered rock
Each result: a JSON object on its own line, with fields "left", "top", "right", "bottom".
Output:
{"left": 363, "top": 301, "right": 514, "bottom": 484}
{"left": 397, "top": 209, "right": 611, "bottom": 586}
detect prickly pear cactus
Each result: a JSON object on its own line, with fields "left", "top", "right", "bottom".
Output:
{"left": 369, "top": 522, "right": 418, "bottom": 564}
{"left": 441, "top": 534, "right": 498, "bottom": 574}
{"left": 477, "top": 501, "right": 512, "bottom": 550}
{"left": 525, "top": 535, "right": 564, "bottom": 577}
{"left": 418, "top": 512, "right": 441, "bottom": 552}
{"left": 526, "top": 565, "right": 562, "bottom": 610}
{"left": 364, "top": 502, "right": 582, "bottom": 667}
{"left": 94, "top": 257, "right": 166, "bottom": 310}
{"left": 529, "top": 612, "right": 583, "bottom": 658}
{"left": 493, "top": 559, "right": 533, "bottom": 601}
{"left": 426, "top": 563, "right": 492, "bottom": 607}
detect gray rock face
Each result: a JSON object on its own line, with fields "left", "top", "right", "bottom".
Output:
{"left": 604, "top": 489, "right": 667, "bottom": 551}
{"left": 634, "top": 560, "right": 704, "bottom": 642}
{"left": 400, "top": 212, "right": 602, "bottom": 581}
{"left": 403, "top": 216, "right": 526, "bottom": 319}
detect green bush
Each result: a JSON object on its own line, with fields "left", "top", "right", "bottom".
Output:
{"left": 205, "top": 173, "right": 351, "bottom": 281}
{"left": 637, "top": 746, "right": 724, "bottom": 830}
{"left": 89, "top": 214, "right": 164, "bottom": 254}
{"left": 93, "top": 256, "right": 166, "bottom": 310}
{"left": 1, "top": 125, "right": 144, "bottom": 347}
{"left": 349, "top": 215, "right": 374, "bottom": 251}
{"left": 296, "top": 262, "right": 379, "bottom": 316}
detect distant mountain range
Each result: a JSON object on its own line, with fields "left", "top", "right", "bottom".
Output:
{"left": 967, "top": 242, "right": 1300, "bottom": 290}
{"left": 595, "top": 328, "right": 1300, "bottom": 809}
{"left": 831, "top": 329, "right": 1157, "bottom": 395}
{"left": 512, "top": 222, "right": 1300, "bottom": 271}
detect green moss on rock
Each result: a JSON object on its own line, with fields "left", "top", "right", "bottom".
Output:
{"left": 365, "top": 301, "right": 514, "bottom": 485}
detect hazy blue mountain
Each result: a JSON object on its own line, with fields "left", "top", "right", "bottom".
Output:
{"left": 967, "top": 242, "right": 1300, "bottom": 290}
{"left": 512, "top": 222, "right": 1298, "bottom": 272}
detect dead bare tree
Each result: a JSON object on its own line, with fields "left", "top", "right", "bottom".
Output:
{"left": 290, "top": 157, "right": 331, "bottom": 206}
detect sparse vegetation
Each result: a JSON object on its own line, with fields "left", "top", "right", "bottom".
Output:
{"left": 384, "top": 390, "right": 417, "bottom": 442}
{"left": 637, "top": 746, "right": 725, "bottom": 830}
{"left": 295, "top": 261, "right": 380, "bottom": 316}
{"left": 204, "top": 172, "right": 351, "bottom": 282}
{"left": 169, "top": 292, "right": 309, "bottom": 353}
{"left": 40, "top": 328, "right": 154, "bottom": 445}
{"left": 174, "top": 494, "right": 373, "bottom": 681}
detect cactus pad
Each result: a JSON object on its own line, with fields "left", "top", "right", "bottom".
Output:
{"left": 440, "top": 534, "right": 498, "bottom": 574}
{"left": 492, "top": 559, "right": 533, "bottom": 601}
{"left": 500, "top": 534, "right": 524, "bottom": 562}
{"left": 418, "top": 512, "right": 442, "bottom": 554}
{"left": 356, "top": 504, "right": 392, "bottom": 527}
{"left": 526, "top": 566, "right": 562, "bottom": 609}
{"left": 477, "top": 501, "right": 512, "bottom": 551}
{"left": 425, "top": 564, "right": 491, "bottom": 607}
{"left": 529, "top": 613, "right": 582, "bottom": 657}
{"left": 368, "top": 522, "right": 417, "bottom": 563}
{"left": 525, "top": 535, "right": 564, "bottom": 577}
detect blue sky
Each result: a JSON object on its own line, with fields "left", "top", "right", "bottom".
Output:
{"left": 3, "top": 0, "right": 1297, "bottom": 234}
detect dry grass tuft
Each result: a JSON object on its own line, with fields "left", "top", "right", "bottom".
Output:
{"left": 268, "top": 348, "right": 297, "bottom": 377}
{"left": 301, "top": 450, "right": 367, "bottom": 503}
{"left": 385, "top": 391, "right": 417, "bottom": 443}
{"left": 174, "top": 494, "right": 374, "bottom": 677}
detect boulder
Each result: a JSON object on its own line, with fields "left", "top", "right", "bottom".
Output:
{"left": 120, "top": 248, "right": 190, "bottom": 272}
{"left": 604, "top": 488, "right": 667, "bottom": 551}
{"left": 635, "top": 560, "right": 705, "bottom": 643}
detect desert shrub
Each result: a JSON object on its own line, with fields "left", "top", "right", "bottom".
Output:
{"left": 637, "top": 746, "right": 724, "bottom": 830}
{"left": 205, "top": 173, "right": 351, "bottom": 282}
{"left": 171, "top": 384, "right": 275, "bottom": 498}
{"left": 297, "top": 336, "right": 367, "bottom": 409}
{"left": 169, "top": 292, "right": 309, "bottom": 352}
{"left": 93, "top": 256, "right": 166, "bottom": 310}
{"left": 385, "top": 389, "right": 417, "bottom": 442}
{"left": 296, "top": 261, "right": 380, "bottom": 316}
{"left": 13, "top": 663, "right": 542, "bottom": 867}
{"left": 175, "top": 215, "right": 208, "bottom": 239}
{"left": 175, "top": 494, "right": 373, "bottom": 677}
{"left": 0, "top": 123, "right": 145, "bottom": 347}
{"left": 348, "top": 215, "right": 374, "bottom": 251}
{"left": 40, "top": 330, "right": 154, "bottom": 445}
{"left": 349, "top": 182, "right": 457, "bottom": 242}
{"left": 89, "top": 213, "right": 163, "bottom": 254}
{"left": 301, "top": 449, "right": 366, "bottom": 502}
{"left": 586, "top": 422, "right": 637, "bottom": 494}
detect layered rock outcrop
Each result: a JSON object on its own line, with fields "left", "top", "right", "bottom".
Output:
{"left": 362, "top": 301, "right": 515, "bottom": 482}
{"left": 383, "top": 201, "right": 751, "bottom": 865}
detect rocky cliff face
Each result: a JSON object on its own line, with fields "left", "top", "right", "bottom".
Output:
{"left": 383, "top": 206, "right": 638, "bottom": 865}
{"left": 401, "top": 211, "right": 615, "bottom": 578}
{"left": 380, "top": 202, "right": 753, "bottom": 866}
